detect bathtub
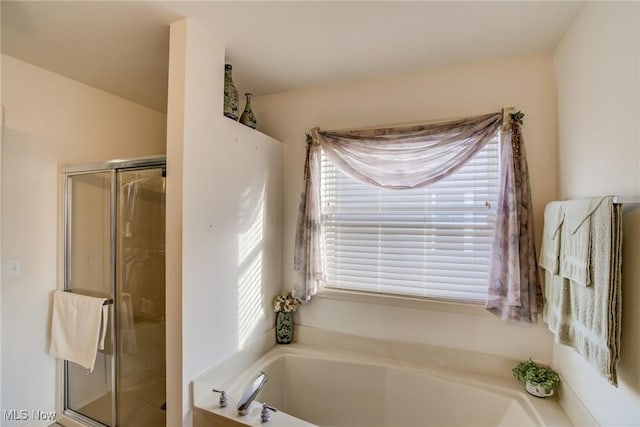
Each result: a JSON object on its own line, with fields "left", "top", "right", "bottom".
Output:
{"left": 194, "top": 338, "right": 573, "bottom": 427}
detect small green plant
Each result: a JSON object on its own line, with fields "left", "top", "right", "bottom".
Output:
{"left": 512, "top": 359, "right": 560, "bottom": 394}
{"left": 512, "top": 359, "right": 537, "bottom": 382}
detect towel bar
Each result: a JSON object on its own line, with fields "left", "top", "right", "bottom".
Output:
{"left": 612, "top": 196, "right": 640, "bottom": 205}
{"left": 63, "top": 290, "right": 113, "bottom": 305}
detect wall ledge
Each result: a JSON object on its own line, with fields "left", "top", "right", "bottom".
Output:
{"left": 316, "top": 287, "right": 490, "bottom": 316}
{"left": 295, "top": 325, "right": 520, "bottom": 380}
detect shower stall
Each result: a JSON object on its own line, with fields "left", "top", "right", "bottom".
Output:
{"left": 60, "top": 157, "right": 166, "bottom": 427}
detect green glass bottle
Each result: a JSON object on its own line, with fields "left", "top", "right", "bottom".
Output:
{"left": 223, "top": 64, "right": 238, "bottom": 120}
{"left": 239, "top": 93, "right": 257, "bottom": 129}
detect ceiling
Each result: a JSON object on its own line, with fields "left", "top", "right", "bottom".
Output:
{"left": 1, "top": 1, "right": 585, "bottom": 113}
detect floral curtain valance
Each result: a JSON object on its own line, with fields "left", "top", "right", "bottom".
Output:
{"left": 293, "top": 109, "right": 540, "bottom": 323}
{"left": 319, "top": 113, "right": 501, "bottom": 189}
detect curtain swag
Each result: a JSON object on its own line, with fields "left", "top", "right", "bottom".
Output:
{"left": 293, "top": 109, "right": 541, "bottom": 323}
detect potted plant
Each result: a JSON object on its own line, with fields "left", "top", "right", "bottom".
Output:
{"left": 272, "top": 292, "right": 300, "bottom": 344}
{"left": 512, "top": 359, "right": 560, "bottom": 397}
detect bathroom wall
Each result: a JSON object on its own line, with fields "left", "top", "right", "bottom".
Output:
{"left": 166, "top": 19, "right": 283, "bottom": 427}
{"left": 165, "top": 19, "right": 185, "bottom": 427}
{"left": 554, "top": 2, "right": 640, "bottom": 425}
{"left": 0, "top": 55, "right": 166, "bottom": 425}
{"left": 254, "top": 51, "right": 557, "bottom": 362}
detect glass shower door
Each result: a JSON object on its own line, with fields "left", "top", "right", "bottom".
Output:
{"left": 65, "top": 171, "right": 116, "bottom": 426}
{"left": 62, "top": 160, "right": 166, "bottom": 427}
{"left": 116, "top": 168, "right": 166, "bottom": 427}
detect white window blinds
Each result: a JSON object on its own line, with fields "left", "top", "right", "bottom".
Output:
{"left": 320, "top": 136, "right": 499, "bottom": 303}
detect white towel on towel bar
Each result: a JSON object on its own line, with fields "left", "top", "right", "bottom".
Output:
{"left": 539, "top": 201, "right": 564, "bottom": 274}
{"left": 559, "top": 197, "right": 606, "bottom": 287}
{"left": 543, "top": 196, "right": 622, "bottom": 385}
{"left": 49, "top": 290, "right": 109, "bottom": 371}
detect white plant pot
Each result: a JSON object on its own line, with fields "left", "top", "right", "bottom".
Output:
{"left": 526, "top": 381, "right": 554, "bottom": 398}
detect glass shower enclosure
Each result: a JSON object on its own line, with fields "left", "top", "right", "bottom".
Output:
{"left": 61, "top": 157, "right": 166, "bottom": 427}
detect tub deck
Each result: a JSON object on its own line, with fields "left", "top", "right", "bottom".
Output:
{"left": 194, "top": 338, "right": 573, "bottom": 427}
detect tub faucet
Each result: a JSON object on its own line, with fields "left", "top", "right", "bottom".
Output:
{"left": 211, "top": 388, "right": 227, "bottom": 408}
{"left": 236, "top": 371, "right": 268, "bottom": 416}
{"left": 261, "top": 403, "right": 278, "bottom": 423}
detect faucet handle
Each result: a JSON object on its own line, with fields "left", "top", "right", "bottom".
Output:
{"left": 211, "top": 389, "right": 227, "bottom": 408}
{"left": 260, "top": 403, "right": 278, "bottom": 423}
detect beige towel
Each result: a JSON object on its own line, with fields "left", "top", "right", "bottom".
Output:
{"left": 559, "top": 197, "right": 606, "bottom": 287}
{"left": 539, "top": 201, "right": 564, "bottom": 274}
{"left": 543, "top": 270, "right": 570, "bottom": 332}
{"left": 543, "top": 196, "right": 621, "bottom": 385}
{"left": 49, "top": 290, "right": 108, "bottom": 371}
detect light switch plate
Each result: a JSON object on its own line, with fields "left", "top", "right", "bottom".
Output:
{"left": 7, "top": 260, "right": 21, "bottom": 278}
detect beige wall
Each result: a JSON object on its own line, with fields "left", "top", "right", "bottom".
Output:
{"left": 254, "top": 51, "right": 557, "bottom": 362}
{"left": 0, "top": 54, "right": 165, "bottom": 424}
{"left": 166, "top": 19, "right": 186, "bottom": 427}
{"left": 554, "top": 2, "right": 640, "bottom": 425}
{"left": 166, "top": 19, "right": 283, "bottom": 427}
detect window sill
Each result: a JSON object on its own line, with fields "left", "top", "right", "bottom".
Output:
{"left": 315, "top": 287, "right": 491, "bottom": 317}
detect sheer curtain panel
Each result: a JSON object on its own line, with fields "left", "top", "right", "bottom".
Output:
{"left": 293, "top": 110, "right": 540, "bottom": 323}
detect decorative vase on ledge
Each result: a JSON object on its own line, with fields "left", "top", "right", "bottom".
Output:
{"left": 273, "top": 291, "right": 299, "bottom": 345}
{"left": 275, "top": 311, "right": 293, "bottom": 344}
{"left": 239, "top": 93, "right": 257, "bottom": 129}
{"left": 223, "top": 64, "right": 238, "bottom": 120}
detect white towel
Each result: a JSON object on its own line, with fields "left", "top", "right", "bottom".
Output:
{"left": 544, "top": 197, "right": 622, "bottom": 385}
{"left": 559, "top": 197, "right": 606, "bottom": 287}
{"left": 49, "top": 290, "right": 108, "bottom": 372}
{"left": 539, "top": 201, "right": 564, "bottom": 274}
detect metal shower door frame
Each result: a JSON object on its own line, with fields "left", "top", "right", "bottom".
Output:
{"left": 59, "top": 156, "right": 166, "bottom": 427}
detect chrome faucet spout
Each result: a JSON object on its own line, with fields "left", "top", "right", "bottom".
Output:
{"left": 237, "top": 371, "right": 269, "bottom": 416}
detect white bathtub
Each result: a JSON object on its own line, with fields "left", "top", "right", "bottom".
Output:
{"left": 194, "top": 342, "right": 573, "bottom": 427}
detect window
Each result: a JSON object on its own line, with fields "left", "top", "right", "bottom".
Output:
{"left": 320, "top": 136, "right": 499, "bottom": 303}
